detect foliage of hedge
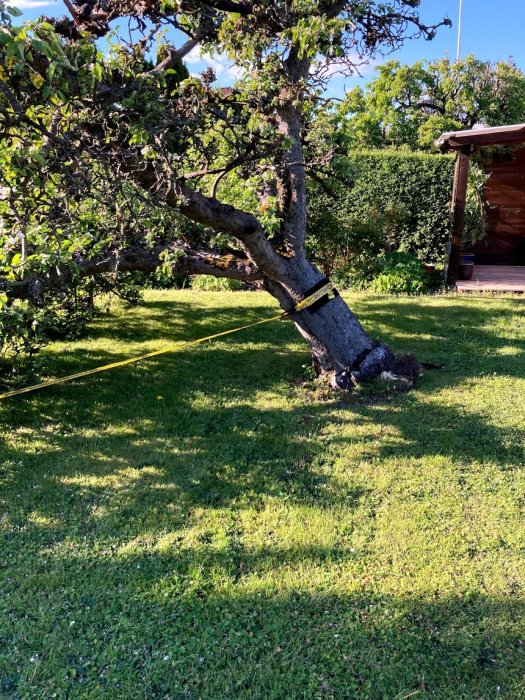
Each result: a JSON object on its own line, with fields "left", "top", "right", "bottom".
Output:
{"left": 307, "top": 150, "right": 455, "bottom": 285}
{"left": 190, "top": 275, "right": 245, "bottom": 291}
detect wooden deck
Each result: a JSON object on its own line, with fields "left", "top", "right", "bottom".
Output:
{"left": 456, "top": 265, "right": 525, "bottom": 293}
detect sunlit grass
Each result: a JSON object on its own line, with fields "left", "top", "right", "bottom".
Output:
{"left": 1, "top": 290, "right": 524, "bottom": 699}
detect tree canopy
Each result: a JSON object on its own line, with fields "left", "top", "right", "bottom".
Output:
{"left": 339, "top": 56, "right": 525, "bottom": 150}
{"left": 0, "top": 0, "right": 448, "bottom": 386}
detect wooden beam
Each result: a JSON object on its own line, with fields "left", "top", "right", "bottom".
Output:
{"left": 446, "top": 146, "right": 471, "bottom": 286}
{"left": 437, "top": 123, "right": 525, "bottom": 152}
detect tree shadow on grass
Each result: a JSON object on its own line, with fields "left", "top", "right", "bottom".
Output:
{"left": 1, "top": 364, "right": 522, "bottom": 533}
{"left": 1, "top": 294, "right": 524, "bottom": 698}
{"left": 86, "top": 296, "right": 287, "bottom": 344}
{"left": 0, "top": 295, "right": 523, "bottom": 538}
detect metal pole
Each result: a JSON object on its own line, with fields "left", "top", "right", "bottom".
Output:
{"left": 456, "top": 0, "right": 463, "bottom": 61}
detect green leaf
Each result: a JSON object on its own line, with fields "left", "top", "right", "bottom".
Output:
{"left": 15, "top": 41, "right": 24, "bottom": 61}
{"left": 31, "top": 151, "right": 46, "bottom": 166}
{"left": 47, "top": 61, "right": 57, "bottom": 81}
{"left": 32, "top": 38, "right": 54, "bottom": 59}
{"left": 92, "top": 62, "right": 103, "bottom": 82}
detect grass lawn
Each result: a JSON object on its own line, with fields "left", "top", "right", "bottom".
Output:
{"left": 1, "top": 289, "right": 524, "bottom": 699}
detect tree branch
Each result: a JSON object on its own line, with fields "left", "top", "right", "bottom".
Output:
{"left": 274, "top": 46, "right": 311, "bottom": 256}
{"left": 172, "top": 186, "right": 289, "bottom": 279}
{"left": 1, "top": 244, "right": 263, "bottom": 301}
{"left": 201, "top": 0, "right": 253, "bottom": 14}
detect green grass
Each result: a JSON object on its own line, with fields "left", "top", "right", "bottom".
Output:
{"left": 1, "top": 289, "right": 525, "bottom": 699}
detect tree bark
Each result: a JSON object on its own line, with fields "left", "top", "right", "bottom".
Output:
{"left": 0, "top": 244, "right": 263, "bottom": 301}
{"left": 254, "top": 49, "right": 411, "bottom": 388}
{"left": 264, "top": 256, "right": 409, "bottom": 389}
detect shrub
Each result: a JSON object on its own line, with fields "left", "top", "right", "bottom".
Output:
{"left": 190, "top": 275, "right": 245, "bottom": 291}
{"left": 0, "top": 291, "right": 97, "bottom": 388}
{"left": 0, "top": 297, "right": 42, "bottom": 360}
{"left": 307, "top": 149, "right": 455, "bottom": 284}
{"left": 463, "top": 163, "right": 490, "bottom": 250}
{"left": 369, "top": 252, "right": 430, "bottom": 295}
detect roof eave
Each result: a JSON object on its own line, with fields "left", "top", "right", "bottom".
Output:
{"left": 437, "top": 124, "right": 525, "bottom": 153}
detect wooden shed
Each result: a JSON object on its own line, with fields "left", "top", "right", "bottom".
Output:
{"left": 438, "top": 123, "right": 525, "bottom": 292}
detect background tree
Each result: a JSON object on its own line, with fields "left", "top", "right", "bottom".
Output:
{"left": 340, "top": 56, "right": 525, "bottom": 150}
{"left": 0, "top": 0, "right": 449, "bottom": 388}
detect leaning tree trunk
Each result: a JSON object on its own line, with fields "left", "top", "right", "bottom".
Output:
{"left": 247, "top": 54, "right": 420, "bottom": 389}
{"left": 265, "top": 256, "right": 418, "bottom": 390}
{"left": 176, "top": 185, "right": 419, "bottom": 390}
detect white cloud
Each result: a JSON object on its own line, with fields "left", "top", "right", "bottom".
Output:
{"left": 8, "top": 1, "right": 56, "bottom": 7}
{"left": 185, "top": 45, "right": 204, "bottom": 65}
{"left": 311, "top": 52, "right": 377, "bottom": 81}
{"left": 185, "top": 45, "right": 244, "bottom": 82}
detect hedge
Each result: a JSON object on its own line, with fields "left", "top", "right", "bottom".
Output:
{"left": 307, "top": 149, "right": 455, "bottom": 280}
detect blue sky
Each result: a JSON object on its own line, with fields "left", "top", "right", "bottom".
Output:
{"left": 8, "top": 0, "right": 525, "bottom": 97}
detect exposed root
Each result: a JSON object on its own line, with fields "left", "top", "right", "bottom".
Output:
{"left": 320, "top": 342, "right": 422, "bottom": 392}
{"left": 389, "top": 352, "right": 423, "bottom": 384}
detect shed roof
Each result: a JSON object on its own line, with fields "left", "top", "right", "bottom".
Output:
{"left": 437, "top": 123, "right": 525, "bottom": 152}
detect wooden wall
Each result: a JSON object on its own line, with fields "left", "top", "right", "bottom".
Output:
{"left": 471, "top": 146, "right": 525, "bottom": 265}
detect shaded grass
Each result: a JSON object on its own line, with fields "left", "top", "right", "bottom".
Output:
{"left": 1, "top": 290, "right": 524, "bottom": 699}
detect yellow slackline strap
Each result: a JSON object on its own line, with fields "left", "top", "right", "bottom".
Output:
{"left": 0, "top": 281, "right": 334, "bottom": 401}
{"left": 293, "top": 280, "right": 333, "bottom": 312}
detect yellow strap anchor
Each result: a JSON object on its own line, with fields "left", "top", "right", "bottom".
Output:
{"left": 0, "top": 281, "right": 334, "bottom": 401}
